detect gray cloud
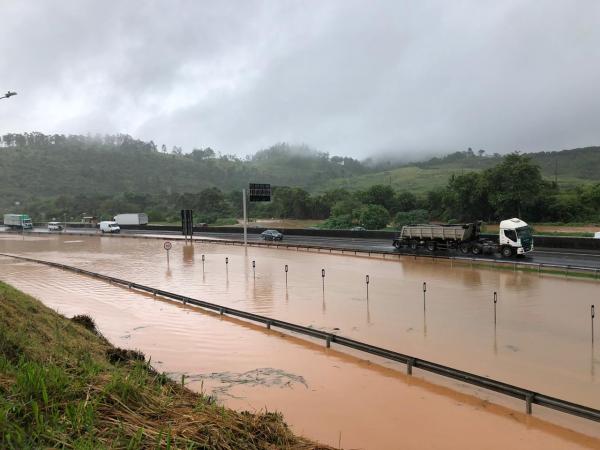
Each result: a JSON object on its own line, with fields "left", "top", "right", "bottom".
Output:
{"left": 1, "top": 0, "right": 599, "bottom": 159}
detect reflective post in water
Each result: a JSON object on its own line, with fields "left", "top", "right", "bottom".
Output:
{"left": 252, "top": 260, "right": 256, "bottom": 279}
{"left": 321, "top": 268, "right": 325, "bottom": 292}
{"left": 201, "top": 254, "right": 205, "bottom": 272}
{"left": 592, "top": 304, "right": 595, "bottom": 345}
{"left": 366, "top": 275, "right": 370, "bottom": 301}
{"left": 285, "top": 264, "right": 288, "bottom": 286}
{"left": 422, "top": 282, "right": 427, "bottom": 311}
{"left": 494, "top": 291, "right": 498, "bottom": 325}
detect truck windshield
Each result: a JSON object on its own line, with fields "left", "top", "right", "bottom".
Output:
{"left": 516, "top": 227, "right": 532, "bottom": 240}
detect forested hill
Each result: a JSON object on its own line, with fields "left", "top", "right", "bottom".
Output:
{"left": 0, "top": 133, "right": 367, "bottom": 206}
{"left": 322, "top": 146, "right": 600, "bottom": 192}
{"left": 0, "top": 133, "right": 599, "bottom": 208}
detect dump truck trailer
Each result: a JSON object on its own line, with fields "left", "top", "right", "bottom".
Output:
{"left": 393, "top": 218, "right": 533, "bottom": 258}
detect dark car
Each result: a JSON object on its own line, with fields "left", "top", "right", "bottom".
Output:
{"left": 261, "top": 229, "right": 283, "bottom": 241}
{"left": 350, "top": 226, "right": 366, "bottom": 231}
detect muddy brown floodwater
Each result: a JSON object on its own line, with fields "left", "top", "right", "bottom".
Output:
{"left": 0, "top": 234, "right": 599, "bottom": 449}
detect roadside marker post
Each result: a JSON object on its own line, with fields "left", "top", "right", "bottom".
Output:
{"left": 321, "top": 268, "right": 325, "bottom": 291}
{"left": 423, "top": 282, "right": 427, "bottom": 311}
{"left": 592, "top": 305, "right": 596, "bottom": 345}
{"left": 366, "top": 275, "right": 370, "bottom": 300}
{"left": 285, "top": 264, "right": 288, "bottom": 286}
{"left": 494, "top": 291, "right": 498, "bottom": 325}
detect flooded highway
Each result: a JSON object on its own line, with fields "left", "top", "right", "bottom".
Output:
{"left": 0, "top": 233, "right": 599, "bottom": 448}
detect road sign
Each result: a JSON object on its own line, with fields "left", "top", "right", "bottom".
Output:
{"left": 181, "top": 209, "right": 193, "bottom": 237}
{"left": 249, "top": 183, "right": 271, "bottom": 202}
{"left": 163, "top": 241, "right": 172, "bottom": 251}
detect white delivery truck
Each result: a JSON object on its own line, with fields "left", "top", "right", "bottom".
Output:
{"left": 99, "top": 221, "right": 121, "bottom": 233}
{"left": 3, "top": 214, "right": 33, "bottom": 230}
{"left": 393, "top": 217, "right": 533, "bottom": 258}
{"left": 113, "top": 213, "right": 148, "bottom": 226}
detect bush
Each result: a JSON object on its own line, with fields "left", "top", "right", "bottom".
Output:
{"left": 357, "top": 204, "right": 390, "bottom": 230}
{"left": 319, "top": 214, "right": 353, "bottom": 229}
{"left": 393, "top": 209, "right": 429, "bottom": 228}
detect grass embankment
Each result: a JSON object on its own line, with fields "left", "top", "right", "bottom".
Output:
{"left": 0, "top": 282, "right": 328, "bottom": 449}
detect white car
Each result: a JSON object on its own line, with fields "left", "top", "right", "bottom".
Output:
{"left": 48, "top": 221, "right": 63, "bottom": 232}
{"left": 99, "top": 221, "right": 120, "bottom": 233}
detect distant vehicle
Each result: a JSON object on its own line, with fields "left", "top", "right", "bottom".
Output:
{"left": 392, "top": 217, "right": 533, "bottom": 258}
{"left": 351, "top": 226, "right": 366, "bottom": 231}
{"left": 48, "top": 221, "right": 63, "bottom": 232}
{"left": 99, "top": 221, "right": 121, "bottom": 233}
{"left": 3, "top": 214, "right": 33, "bottom": 230}
{"left": 113, "top": 213, "right": 148, "bottom": 226}
{"left": 595, "top": 231, "right": 600, "bottom": 239}
{"left": 261, "top": 229, "right": 283, "bottom": 241}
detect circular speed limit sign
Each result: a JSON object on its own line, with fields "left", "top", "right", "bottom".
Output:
{"left": 163, "top": 241, "right": 172, "bottom": 251}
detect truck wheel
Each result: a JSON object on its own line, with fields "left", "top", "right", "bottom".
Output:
{"left": 471, "top": 245, "right": 482, "bottom": 255}
{"left": 426, "top": 241, "right": 436, "bottom": 252}
{"left": 501, "top": 246, "right": 513, "bottom": 258}
{"left": 409, "top": 241, "right": 418, "bottom": 251}
{"left": 393, "top": 240, "right": 402, "bottom": 249}
{"left": 459, "top": 243, "right": 470, "bottom": 254}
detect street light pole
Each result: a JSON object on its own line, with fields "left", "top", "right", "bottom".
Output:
{"left": 0, "top": 91, "right": 17, "bottom": 100}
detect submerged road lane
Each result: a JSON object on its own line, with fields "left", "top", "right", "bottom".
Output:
{"left": 4, "top": 227, "right": 600, "bottom": 270}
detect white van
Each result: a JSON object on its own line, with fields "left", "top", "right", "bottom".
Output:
{"left": 99, "top": 221, "right": 120, "bottom": 233}
{"left": 48, "top": 221, "right": 63, "bottom": 232}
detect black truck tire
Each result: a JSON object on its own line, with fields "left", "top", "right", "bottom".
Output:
{"left": 426, "top": 241, "right": 437, "bottom": 252}
{"left": 501, "top": 246, "right": 513, "bottom": 258}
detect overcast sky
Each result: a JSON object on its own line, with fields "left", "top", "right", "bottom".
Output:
{"left": 1, "top": 1, "right": 599, "bottom": 159}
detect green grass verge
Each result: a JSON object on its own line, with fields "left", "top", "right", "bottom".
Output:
{"left": 0, "top": 282, "right": 327, "bottom": 449}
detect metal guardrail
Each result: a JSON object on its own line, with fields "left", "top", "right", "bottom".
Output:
{"left": 1, "top": 252, "right": 598, "bottom": 423}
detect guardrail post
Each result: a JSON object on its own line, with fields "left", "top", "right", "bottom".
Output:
{"left": 326, "top": 335, "right": 331, "bottom": 348}
{"left": 266, "top": 321, "right": 271, "bottom": 330}
{"left": 566, "top": 265, "right": 570, "bottom": 277}
{"left": 219, "top": 308, "right": 224, "bottom": 315}
{"left": 526, "top": 394, "right": 533, "bottom": 415}
{"left": 407, "top": 358, "right": 414, "bottom": 375}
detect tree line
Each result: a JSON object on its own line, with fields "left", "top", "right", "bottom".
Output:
{"left": 18, "top": 153, "right": 600, "bottom": 228}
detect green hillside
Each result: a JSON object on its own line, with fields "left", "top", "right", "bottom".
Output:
{"left": 0, "top": 134, "right": 366, "bottom": 209}
{"left": 0, "top": 133, "right": 598, "bottom": 207}
{"left": 322, "top": 147, "right": 600, "bottom": 193}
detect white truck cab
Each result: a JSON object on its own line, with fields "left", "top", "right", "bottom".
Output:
{"left": 499, "top": 218, "right": 533, "bottom": 257}
{"left": 99, "top": 221, "right": 120, "bottom": 234}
